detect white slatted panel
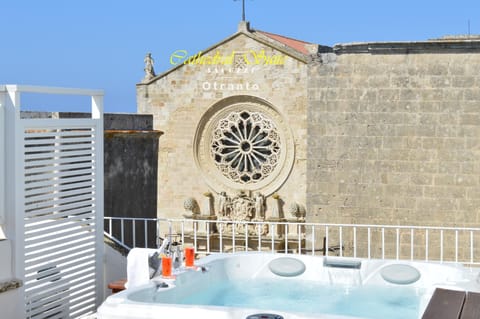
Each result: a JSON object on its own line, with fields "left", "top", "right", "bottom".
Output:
{"left": 22, "top": 121, "right": 100, "bottom": 319}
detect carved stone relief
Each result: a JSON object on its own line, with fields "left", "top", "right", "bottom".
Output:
{"left": 184, "top": 191, "right": 305, "bottom": 237}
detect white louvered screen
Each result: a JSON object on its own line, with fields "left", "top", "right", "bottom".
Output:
{"left": 2, "top": 85, "right": 104, "bottom": 319}
{"left": 23, "top": 123, "right": 100, "bottom": 319}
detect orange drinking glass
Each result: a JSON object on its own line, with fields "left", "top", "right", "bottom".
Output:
{"left": 185, "top": 247, "right": 195, "bottom": 267}
{"left": 162, "top": 256, "right": 172, "bottom": 277}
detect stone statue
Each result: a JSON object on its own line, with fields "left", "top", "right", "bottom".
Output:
{"left": 218, "top": 191, "right": 229, "bottom": 216}
{"left": 143, "top": 52, "right": 156, "bottom": 81}
{"left": 254, "top": 192, "right": 265, "bottom": 219}
{"left": 202, "top": 192, "right": 215, "bottom": 216}
{"left": 270, "top": 193, "right": 282, "bottom": 220}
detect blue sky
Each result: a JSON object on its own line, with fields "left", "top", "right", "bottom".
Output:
{"left": 1, "top": 0, "right": 479, "bottom": 113}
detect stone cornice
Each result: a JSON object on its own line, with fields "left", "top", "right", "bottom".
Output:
{"left": 104, "top": 130, "right": 163, "bottom": 138}
{"left": 333, "top": 40, "right": 480, "bottom": 54}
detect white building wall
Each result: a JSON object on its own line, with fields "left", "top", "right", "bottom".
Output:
{"left": 103, "top": 243, "right": 127, "bottom": 298}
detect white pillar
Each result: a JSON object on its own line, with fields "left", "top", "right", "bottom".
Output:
{"left": 92, "top": 93, "right": 105, "bottom": 307}
{"left": 0, "top": 86, "right": 5, "bottom": 229}
{"left": 3, "top": 85, "right": 26, "bottom": 318}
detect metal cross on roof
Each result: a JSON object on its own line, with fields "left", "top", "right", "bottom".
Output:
{"left": 235, "top": 0, "right": 247, "bottom": 21}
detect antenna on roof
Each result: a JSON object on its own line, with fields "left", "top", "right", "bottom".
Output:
{"left": 468, "top": 19, "right": 471, "bottom": 37}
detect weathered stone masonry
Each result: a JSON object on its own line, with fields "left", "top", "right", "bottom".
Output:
{"left": 307, "top": 40, "right": 480, "bottom": 229}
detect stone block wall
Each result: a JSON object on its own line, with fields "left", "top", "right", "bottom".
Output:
{"left": 307, "top": 45, "right": 480, "bottom": 229}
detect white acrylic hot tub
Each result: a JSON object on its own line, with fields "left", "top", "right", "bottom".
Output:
{"left": 97, "top": 252, "right": 480, "bottom": 319}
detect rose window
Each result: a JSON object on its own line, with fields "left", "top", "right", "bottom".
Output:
{"left": 194, "top": 96, "right": 294, "bottom": 195}
{"left": 210, "top": 111, "right": 281, "bottom": 184}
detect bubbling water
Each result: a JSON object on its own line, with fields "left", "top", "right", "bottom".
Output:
{"left": 151, "top": 278, "right": 423, "bottom": 319}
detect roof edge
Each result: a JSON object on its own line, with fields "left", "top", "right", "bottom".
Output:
{"left": 333, "top": 39, "right": 480, "bottom": 54}
{"left": 138, "top": 21, "right": 326, "bottom": 85}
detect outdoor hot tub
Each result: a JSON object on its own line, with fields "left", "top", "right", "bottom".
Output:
{"left": 97, "top": 252, "right": 480, "bottom": 319}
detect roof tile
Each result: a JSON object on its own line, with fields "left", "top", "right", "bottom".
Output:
{"left": 255, "top": 30, "right": 313, "bottom": 55}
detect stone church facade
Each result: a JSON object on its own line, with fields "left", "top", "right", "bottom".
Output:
{"left": 137, "top": 21, "right": 480, "bottom": 229}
